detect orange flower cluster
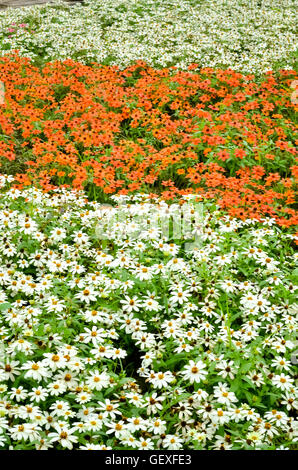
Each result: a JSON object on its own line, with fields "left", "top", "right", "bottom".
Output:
{"left": 0, "top": 53, "right": 297, "bottom": 226}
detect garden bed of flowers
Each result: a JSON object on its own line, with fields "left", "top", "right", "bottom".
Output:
{"left": 0, "top": 174, "right": 297, "bottom": 450}
{"left": 0, "top": 0, "right": 297, "bottom": 72}
{"left": 0, "top": 0, "right": 297, "bottom": 452}
{"left": 0, "top": 54, "right": 297, "bottom": 226}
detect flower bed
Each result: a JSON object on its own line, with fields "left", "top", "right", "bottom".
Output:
{"left": 0, "top": 0, "right": 297, "bottom": 72}
{"left": 0, "top": 174, "right": 297, "bottom": 450}
{"left": 0, "top": 54, "right": 297, "bottom": 226}
{"left": 0, "top": 0, "right": 297, "bottom": 453}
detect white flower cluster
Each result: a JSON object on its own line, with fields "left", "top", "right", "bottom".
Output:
{"left": 0, "top": 179, "right": 297, "bottom": 450}
{"left": 0, "top": 0, "right": 296, "bottom": 72}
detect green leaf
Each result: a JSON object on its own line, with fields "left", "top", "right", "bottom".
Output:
{"left": 0, "top": 303, "right": 11, "bottom": 311}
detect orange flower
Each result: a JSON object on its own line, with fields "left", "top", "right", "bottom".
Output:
{"left": 0, "top": 53, "right": 296, "bottom": 226}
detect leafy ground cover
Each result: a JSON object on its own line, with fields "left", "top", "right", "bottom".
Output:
{"left": 0, "top": 174, "right": 297, "bottom": 450}
{"left": 0, "top": 0, "right": 297, "bottom": 72}
{"left": 0, "top": 54, "right": 297, "bottom": 226}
